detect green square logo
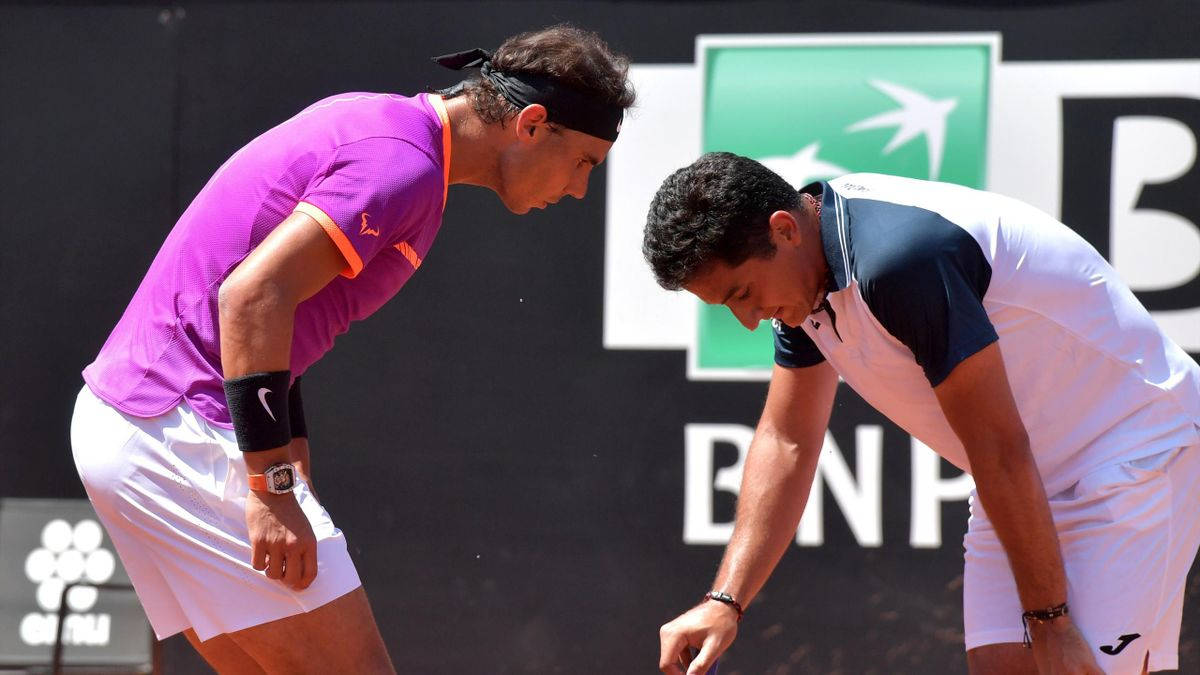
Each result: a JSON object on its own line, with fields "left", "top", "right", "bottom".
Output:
{"left": 694, "top": 35, "right": 996, "bottom": 377}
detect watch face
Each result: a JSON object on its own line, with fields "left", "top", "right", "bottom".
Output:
{"left": 267, "top": 464, "right": 296, "bottom": 492}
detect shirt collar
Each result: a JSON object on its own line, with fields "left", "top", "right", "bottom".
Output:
{"left": 801, "top": 180, "right": 850, "bottom": 293}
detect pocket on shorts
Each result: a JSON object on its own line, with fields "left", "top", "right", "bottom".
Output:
{"left": 1052, "top": 452, "right": 1173, "bottom": 538}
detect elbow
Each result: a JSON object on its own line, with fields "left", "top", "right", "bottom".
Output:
{"left": 217, "top": 274, "right": 249, "bottom": 324}
{"left": 218, "top": 269, "right": 288, "bottom": 325}
{"left": 964, "top": 426, "right": 1033, "bottom": 478}
{"left": 753, "top": 423, "right": 816, "bottom": 468}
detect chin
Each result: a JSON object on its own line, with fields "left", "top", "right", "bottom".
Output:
{"left": 495, "top": 193, "right": 529, "bottom": 215}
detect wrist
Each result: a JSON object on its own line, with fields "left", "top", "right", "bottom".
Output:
{"left": 247, "top": 461, "right": 298, "bottom": 495}
{"left": 248, "top": 488, "right": 296, "bottom": 503}
{"left": 702, "top": 590, "right": 744, "bottom": 622}
{"left": 243, "top": 446, "right": 293, "bottom": 473}
{"left": 1021, "top": 601, "right": 1069, "bottom": 647}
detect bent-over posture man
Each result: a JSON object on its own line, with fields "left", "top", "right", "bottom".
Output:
{"left": 645, "top": 153, "right": 1200, "bottom": 675}
{"left": 71, "top": 25, "right": 634, "bottom": 673}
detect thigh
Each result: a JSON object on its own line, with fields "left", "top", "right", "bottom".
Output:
{"left": 227, "top": 587, "right": 394, "bottom": 674}
{"left": 184, "top": 629, "right": 266, "bottom": 675}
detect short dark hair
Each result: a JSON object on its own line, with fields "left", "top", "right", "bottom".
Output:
{"left": 643, "top": 152, "right": 801, "bottom": 290}
{"left": 453, "top": 24, "right": 636, "bottom": 125}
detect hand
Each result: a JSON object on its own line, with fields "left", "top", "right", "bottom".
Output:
{"left": 245, "top": 490, "right": 318, "bottom": 590}
{"left": 1030, "top": 617, "right": 1104, "bottom": 674}
{"left": 658, "top": 601, "right": 739, "bottom": 674}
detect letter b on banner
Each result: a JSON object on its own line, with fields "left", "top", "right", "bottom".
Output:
{"left": 1062, "top": 98, "right": 1200, "bottom": 352}
{"left": 682, "top": 424, "right": 883, "bottom": 547}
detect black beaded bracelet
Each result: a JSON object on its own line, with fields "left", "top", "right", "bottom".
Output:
{"left": 703, "top": 590, "right": 744, "bottom": 622}
{"left": 1021, "top": 602, "right": 1069, "bottom": 648}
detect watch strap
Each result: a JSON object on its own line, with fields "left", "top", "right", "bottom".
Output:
{"left": 247, "top": 473, "right": 270, "bottom": 492}
{"left": 247, "top": 462, "right": 296, "bottom": 494}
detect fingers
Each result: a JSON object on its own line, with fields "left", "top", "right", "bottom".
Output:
{"left": 270, "top": 538, "right": 317, "bottom": 589}
{"left": 250, "top": 540, "right": 267, "bottom": 572}
{"left": 245, "top": 493, "right": 319, "bottom": 589}
{"left": 659, "top": 624, "right": 688, "bottom": 674}
{"left": 283, "top": 547, "right": 303, "bottom": 588}
{"left": 687, "top": 637, "right": 723, "bottom": 675}
{"left": 300, "top": 545, "right": 318, "bottom": 589}
{"left": 264, "top": 543, "right": 285, "bottom": 580}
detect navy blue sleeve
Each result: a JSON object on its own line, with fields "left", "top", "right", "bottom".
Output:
{"left": 855, "top": 204, "right": 998, "bottom": 387}
{"left": 772, "top": 319, "right": 826, "bottom": 368}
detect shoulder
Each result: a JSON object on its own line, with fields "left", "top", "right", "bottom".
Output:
{"left": 840, "top": 194, "right": 985, "bottom": 290}
{"left": 832, "top": 180, "right": 995, "bottom": 331}
{"left": 328, "top": 136, "right": 443, "bottom": 199}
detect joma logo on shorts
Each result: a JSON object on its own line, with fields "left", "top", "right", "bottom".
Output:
{"left": 1099, "top": 633, "right": 1141, "bottom": 656}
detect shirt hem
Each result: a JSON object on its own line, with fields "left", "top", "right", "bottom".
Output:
{"left": 81, "top": 372, "right": 235, "bottom": 430}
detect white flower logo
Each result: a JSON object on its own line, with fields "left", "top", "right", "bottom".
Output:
{"left": 24, "top": 519, "right": 116, "bottom": 613}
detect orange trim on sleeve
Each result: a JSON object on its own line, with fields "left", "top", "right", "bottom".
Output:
{"left": 294, "top": 202, "right": 364, "bottom": 278}
{"left": 427, "top": 94, "right": 452, "bottom": 210}
{"left": 394, "top": 241, "right": 422, "bottom": 269}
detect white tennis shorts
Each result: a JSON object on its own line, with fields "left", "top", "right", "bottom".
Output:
{"left": 963, "top": 440, "right": 1200, "bottom": 673}
{"left": 70, "top": 385, "right": 362, "bottom": 641}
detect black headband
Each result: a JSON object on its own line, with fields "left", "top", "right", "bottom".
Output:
{"left": 432, "top": 48, "right": 624, "bottom": 143}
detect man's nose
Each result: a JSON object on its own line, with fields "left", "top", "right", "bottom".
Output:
{"left": 566, "top": 171, "right": 589, "bottom": 200}
{"left": 729, "top": 305, "right": 761, "bottom": 331}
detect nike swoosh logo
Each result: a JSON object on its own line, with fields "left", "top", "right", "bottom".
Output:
{"left": 1099, "top": 633, "right": 1141, "bottom": 655}
{"left": 256, "top": 388, "right": 276, "bottom": 422}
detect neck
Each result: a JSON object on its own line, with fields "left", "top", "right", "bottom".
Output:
{"left": 441, "top": 95, "right": 504, "bottom": 189}
{"left": 799, "top": 195, "right": 831, "bottom": 309}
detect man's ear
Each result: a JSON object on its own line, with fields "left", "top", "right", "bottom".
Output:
{"left": 768, "top": 209, "right": 801, "bottom": 245}
{"left": 513, "top": 104, "right": 550, "bottom": 140}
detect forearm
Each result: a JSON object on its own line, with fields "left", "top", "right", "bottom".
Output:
{"left": 970, "top": 439, "right": 1067, "bottom": 610}
{"left": 713, "top": 427, "right": 821, "bottom": 605}
{"left": 218, "top": 275, "right": 297, "bottom": 473}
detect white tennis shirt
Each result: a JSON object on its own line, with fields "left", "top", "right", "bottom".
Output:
{"left": 774, "top": 173, "right": 1200, "bottom": 493}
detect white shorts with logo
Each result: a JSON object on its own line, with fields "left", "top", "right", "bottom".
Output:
{"left": 963, "top": 441, "right": 1200, "bottom": 672}
{"left": 69, "top": 385, "right": 362, "bottom": 641}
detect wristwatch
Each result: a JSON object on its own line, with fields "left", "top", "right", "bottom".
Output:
{"left": 248, "top": 462, "right": 298, "bottom": 495}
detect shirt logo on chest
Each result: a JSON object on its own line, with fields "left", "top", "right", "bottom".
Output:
{"left": 359, "top": 212, "right": 380, "bottom": 237}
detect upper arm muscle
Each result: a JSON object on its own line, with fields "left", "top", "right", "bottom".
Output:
{"left": 224, "top": 210, "right": 348, "bottom": 305}
{"left": 933, "top": 342, "right": 1029, "bottom": 469}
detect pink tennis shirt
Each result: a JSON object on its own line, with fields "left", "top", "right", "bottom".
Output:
{"left": 83, "top": 92, "right": 452, "bottom": 428}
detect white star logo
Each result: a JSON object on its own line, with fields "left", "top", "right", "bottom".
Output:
{"left": 757, "top": 142, "right": 848, "bottom": 188}
{"left": 845, "top": 79, "right": 958, "bottom": 180}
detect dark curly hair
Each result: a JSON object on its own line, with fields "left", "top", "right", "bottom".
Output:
{"left": 643, "top": 152, "right": 801, "bottom": 290}
{"left": 449, "top": 24, "right": 636, "bottom": 125}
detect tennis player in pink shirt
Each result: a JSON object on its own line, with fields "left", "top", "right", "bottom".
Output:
{"left": 71, "top": 24, "right": 634, "bottom": 672}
